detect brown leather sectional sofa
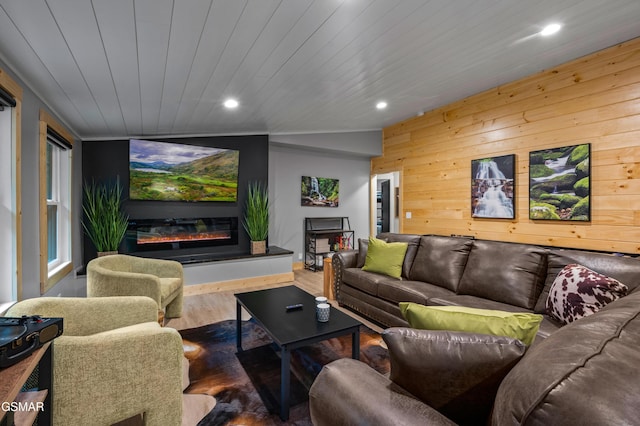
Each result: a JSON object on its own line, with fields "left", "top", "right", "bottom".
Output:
{"left": 332, "top": 232, "right": 640, "bottom": 341}
{"left": 310, "top": 233, "right": 640, "bottom": 425}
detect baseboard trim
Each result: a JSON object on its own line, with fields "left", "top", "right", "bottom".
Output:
{"left": 183, "top": 272, "right": 295, "bottom": 296}
{"left": 292, "top": 261, "right": 304, "bottom": 271}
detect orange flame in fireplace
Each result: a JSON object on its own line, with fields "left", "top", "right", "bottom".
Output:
{"left": 138, "top": 230, "right": 231, "bottom": 244}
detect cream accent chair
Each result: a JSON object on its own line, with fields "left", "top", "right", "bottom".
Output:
{"left": 87, "top": 254, "right": 184, "bottom": 318}
{"left": 6, "top": 296, "right": 184, "bottom": 426}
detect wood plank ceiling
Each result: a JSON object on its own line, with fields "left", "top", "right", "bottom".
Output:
{"left": 0, "top": 0, "right": 639, "bottom": 140}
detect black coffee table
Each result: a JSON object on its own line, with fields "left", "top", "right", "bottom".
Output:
{"left": 235, "top": 285, "right": 362, "bottom": 421}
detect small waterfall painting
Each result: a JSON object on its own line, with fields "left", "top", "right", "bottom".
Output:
{"left": 529, "top": 143, "right": 590, "bottom": 221}
{"left": 301, "top": 176, "right": 339, "bottom": 207}
{"left": 471, "top": 154, "right": 515, "bottom": 219}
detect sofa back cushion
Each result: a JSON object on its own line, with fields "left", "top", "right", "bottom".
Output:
{"left": 377, "top": 233, "right": 421, "bottom": 278}
{"left": 535, "top": 249, "right": 640, "bottom": 313}
{"left": 457, "top": 240, "right": 547, "bottom": 310}
{"left": 492, "top": 290, "right": 640, "bottom": 426}
{"left": 356, "top": 238, "right": 369, "bottom": 268}
{"left": 89, "top": 254, "right": 134, "bottom": 273}
{"left": 408, "top": 235, "right": 472, "bottom": 291}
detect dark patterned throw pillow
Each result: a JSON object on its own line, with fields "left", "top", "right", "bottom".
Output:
{"left": 546, "top": 263, "right": 628, "bottom": 325}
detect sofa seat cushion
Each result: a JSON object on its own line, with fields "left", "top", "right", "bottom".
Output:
{"left": 342, "top": 268, "right": 389, "bottom": 296}
{"left": 428, "top": 295, "right": 534, "bottom": 313}
{"left": 377, "top": 280, "right": 454, "bottom": 306}
{"left": 383, "top": 327, "right": 526, "bottom": 425}
{"left": 546, "top": 263, "right": 628, "bottom": 325}
{"left": 400, "top": 303, "right": 542, "bottom": 346}
{"left": 408, "top": 235, "right": 473, "bottom": 292}
{"left": 492, "top": 291, "right": 640, "bottom": 426}
{"left": 340, "top": 285, "right": 410, "bottom": 327}
{"left": 535, "top": 250, "right": 640, "bottom": 313}
{"left": 458, "top": 240, "right": 547, "bottom": 310}
{"left": 536, "top": 316, "right": 563, "bottom": 340}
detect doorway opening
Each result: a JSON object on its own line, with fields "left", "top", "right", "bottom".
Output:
{"left": 371, "top": 171, "right": 401, "bottom": 235}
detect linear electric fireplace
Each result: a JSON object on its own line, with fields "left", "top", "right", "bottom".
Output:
{"left": 124, "top": 217, "right": 238, "bottom": 253}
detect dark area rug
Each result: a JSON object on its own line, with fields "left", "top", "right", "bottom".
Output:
{"left": 180, "top": 319, "right": 389, "bottom": 425}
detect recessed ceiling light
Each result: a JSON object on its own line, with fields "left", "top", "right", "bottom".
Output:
{"left": 540, "top": 23, "right": 562, "bottom": 36}
{"left": 224, "top": 98, "right": 239, "bottom": 109}
{"left": 376, "top": 101, "right": 388, "bottom": 110}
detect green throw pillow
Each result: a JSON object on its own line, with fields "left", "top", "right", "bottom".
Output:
{"left": 362, "top": 237, "right": 408, "bottom": 279}
{"left": 399, "top": 302, "right": 543, "bottom": 346}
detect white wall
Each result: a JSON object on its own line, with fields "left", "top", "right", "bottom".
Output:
{"left": 269, "top": 140, "right": 375, "bottom": 262}
{"left": 271, "top": 130, "right": 381, "bottom": 157}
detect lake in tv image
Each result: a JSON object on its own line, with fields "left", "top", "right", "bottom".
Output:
{"left": 129, "top": 139, "right": 239, "bottom": 202}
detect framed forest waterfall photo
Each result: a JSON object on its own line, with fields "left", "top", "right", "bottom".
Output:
{"left": 301, "top": 176, "right": 339, "bottom": 207}
{"left": 471, "top": 154, "right": 515, "bottom": 219}
{"left": 529, "top": 143, "right": 590, "bottom": 221}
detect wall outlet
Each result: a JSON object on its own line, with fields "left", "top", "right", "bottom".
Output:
{"left": 298, "top": 253, "right": 302, "bottom": 260}
{"left": 405, "top": 211, "right": 412, "bottom": 219}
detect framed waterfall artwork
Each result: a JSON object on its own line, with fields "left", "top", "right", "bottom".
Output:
{"left": 301, "top": 176, "right": 339, "bottom": 207}
{"left": 471, "top": 154, "right": 515, "bottom": 219}
{"left": 529, "top": 143, "right": 590, "bottom": 221}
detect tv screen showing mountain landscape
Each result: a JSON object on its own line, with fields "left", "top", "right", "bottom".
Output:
{"left": 129, "top": 139, "right": 239, "bottom": 202}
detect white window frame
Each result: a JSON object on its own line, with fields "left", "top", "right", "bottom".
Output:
{"left": 46, "top": 141, "right": 71, "bottom": 271}
{"left": 39, "top": 110, "right": 73, "bottom": 294}
{"left": 0, "top": 108, "right": 15, "bottom": 312}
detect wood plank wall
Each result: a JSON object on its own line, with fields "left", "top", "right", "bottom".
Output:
{"left": 372, "top": 37, "right": 640, "bottom": 254}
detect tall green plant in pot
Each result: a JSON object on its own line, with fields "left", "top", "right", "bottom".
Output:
{"left": 82, "top": 180, "right": 129, "bottom": 256}
{"left": 242, "top": 181, "right": 269, "bottom": 254}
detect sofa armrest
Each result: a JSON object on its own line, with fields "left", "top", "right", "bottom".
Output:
{"left": 6, "top": 296, "right": 159, "bottom": 336}
{"left": 52, "top": 324, "right": 183, "bottom": 425}
{"left": 383, "top": 327, "right": 526, "bottom": 424}
{"left": 309, "top": 358, "right": 456, "bottom": 426}
{"left": 332, "top": 250, "right": 358, "bottom": 301}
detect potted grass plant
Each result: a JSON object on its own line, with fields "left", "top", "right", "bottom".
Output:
{"left": 82, "top": 180, "right": 129, "bottom": 256}
{"left": 242, "top": 181, "right": 269, "bottom": 255}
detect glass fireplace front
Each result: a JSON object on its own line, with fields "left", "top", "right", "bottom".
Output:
{"left": 124, "top": 217, "right": 238, "bottom": 252}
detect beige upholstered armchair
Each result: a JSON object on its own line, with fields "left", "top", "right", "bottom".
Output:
{"left": 6, "top": 296, "right": 184, "bottom": 426}
{"left": 87, "top": 254, "right": 184, "bottom": 318}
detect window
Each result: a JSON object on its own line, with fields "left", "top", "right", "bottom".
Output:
{"left": 0, "top": 71, "right": 22, "bottom": 309}
{"left": 39, "top": 110, "right": 73, "bottom": 294}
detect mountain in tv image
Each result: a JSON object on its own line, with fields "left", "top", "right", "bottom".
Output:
{"left": 129, "top": 139, "right": 239, "bottom": 202}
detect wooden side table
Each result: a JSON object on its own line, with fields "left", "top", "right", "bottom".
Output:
{"left": 0, "top": 342, "right": 52, "bottom": 425}
{"left": 323, "top": 257, "right": 335, "bottom": 300}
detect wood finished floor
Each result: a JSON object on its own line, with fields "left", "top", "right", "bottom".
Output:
{"left": 166, "top": 268, "right": 382, "bottom": 333}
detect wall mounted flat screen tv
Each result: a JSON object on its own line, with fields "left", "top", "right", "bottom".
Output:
{"left": 129, "top": 139, "right": 240, "bottom": 202}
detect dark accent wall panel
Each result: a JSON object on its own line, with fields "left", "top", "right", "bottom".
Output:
{"left": 81, "top": 134, "right": 268, "bottom": 263}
